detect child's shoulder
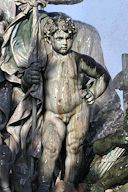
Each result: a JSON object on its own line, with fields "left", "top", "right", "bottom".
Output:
{"left": 71, "top": 50, "right": 95, "bottom": 64}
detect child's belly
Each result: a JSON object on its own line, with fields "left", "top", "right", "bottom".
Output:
{"left": 45, "top": 78, "right": 83, "bottom": 114}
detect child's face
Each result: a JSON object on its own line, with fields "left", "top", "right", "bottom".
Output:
{"left": 50, "top": 30, "right": 73, "bottom": 55}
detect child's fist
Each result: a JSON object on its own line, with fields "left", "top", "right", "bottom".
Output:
{"left": 81, "top": 89, "right": 95, "bottom": 104}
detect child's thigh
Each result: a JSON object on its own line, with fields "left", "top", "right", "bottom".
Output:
{"left": 66, "top": 102, "right": 89, "bottom": 150}
{"left": 42, "top": 111, "right": 66, "bottom": 149}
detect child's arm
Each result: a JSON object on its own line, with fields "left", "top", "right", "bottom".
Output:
{"left": 79, "top": 55, "right": 110, "bottom": 100}
{"left": 93, "top": 130, "right": 128, "bottom": 155}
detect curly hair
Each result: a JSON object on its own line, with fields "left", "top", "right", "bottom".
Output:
{"left": 43, "top": 14, "right": 77, "bottom": 39}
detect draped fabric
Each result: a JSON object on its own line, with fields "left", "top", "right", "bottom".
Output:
{"left": 1, "top": 12, "right": 48, "bottom": 159}
{"left": 14, "top": 0, "right": 83, "bottom": 11}
{"left": 14, "top": 0, "right": 47, "bottom": 14}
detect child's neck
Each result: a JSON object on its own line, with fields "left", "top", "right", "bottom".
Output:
{"left": 52, "top": 49, "right": 71, "bottom": 59}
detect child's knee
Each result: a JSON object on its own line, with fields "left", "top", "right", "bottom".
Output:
{"left": 42, "top": 123, "right": 62, "bottom": 158}
{"left": 67, "top": 140, "right": 81, "bottom": 155}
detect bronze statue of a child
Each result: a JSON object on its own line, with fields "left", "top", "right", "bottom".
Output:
{"left": 22, "top": 15, "right": 110, "bottom": 191}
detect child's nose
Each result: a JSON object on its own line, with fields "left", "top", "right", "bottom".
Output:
{"left": 62, "top": 39, "right": 67, "bottom": 45}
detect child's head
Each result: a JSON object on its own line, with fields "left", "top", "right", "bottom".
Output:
{"left": 44, "top": 15, "right": 76, "bottom": 55}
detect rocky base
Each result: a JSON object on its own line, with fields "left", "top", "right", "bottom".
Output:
{"left": 53, "top": 181, "right": 128, "bottom": 192}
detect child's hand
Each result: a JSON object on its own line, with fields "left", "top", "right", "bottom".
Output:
{"left": 119, "top": 131, "right": 128, "bottom": 145}
{"left": 113, "top": 130, "right": 128, "bottom": 145}
{"left": 22, "top": 63, "right": 41, "bottom": 87}
{"left": 81, "top": 89, "right": 95, "bottom": 104}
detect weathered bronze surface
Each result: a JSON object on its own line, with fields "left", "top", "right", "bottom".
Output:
{"left": 113, "top": 54, "right": 128, "bottom": 113}
{"left": 0, "top": 0, "right": 16, "bottom": 22}
{"left": 0, "top": 1, "right": 128, "bottom": 192}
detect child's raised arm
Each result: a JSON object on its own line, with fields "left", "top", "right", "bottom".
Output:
{"left": 78, "top": 54, "right": 110, "bottom": 100}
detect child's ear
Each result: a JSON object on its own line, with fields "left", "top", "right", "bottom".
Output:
{"left": 45, "top": 36, "right": 51, "bottom": 44}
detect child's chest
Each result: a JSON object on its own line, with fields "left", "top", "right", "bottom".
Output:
{"left": 44, "top": 54, "right": 78, "bottom": 80}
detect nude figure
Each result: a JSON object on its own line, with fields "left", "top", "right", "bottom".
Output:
{"left": 21, "top": 15, "right": 110, "bottom": 191}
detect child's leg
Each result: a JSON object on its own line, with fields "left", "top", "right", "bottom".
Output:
{"left": 64, "top": 102, "right": 89, "bottom": 185}
{"left": 38, "top": 111, "right": 66, "bottom": 191}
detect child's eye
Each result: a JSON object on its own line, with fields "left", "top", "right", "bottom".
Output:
{"left": 56, "top": 37, "right": 63, "bottom": 40}
{"left": 66, "top": 37, "right": 71, "bottom": 40}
